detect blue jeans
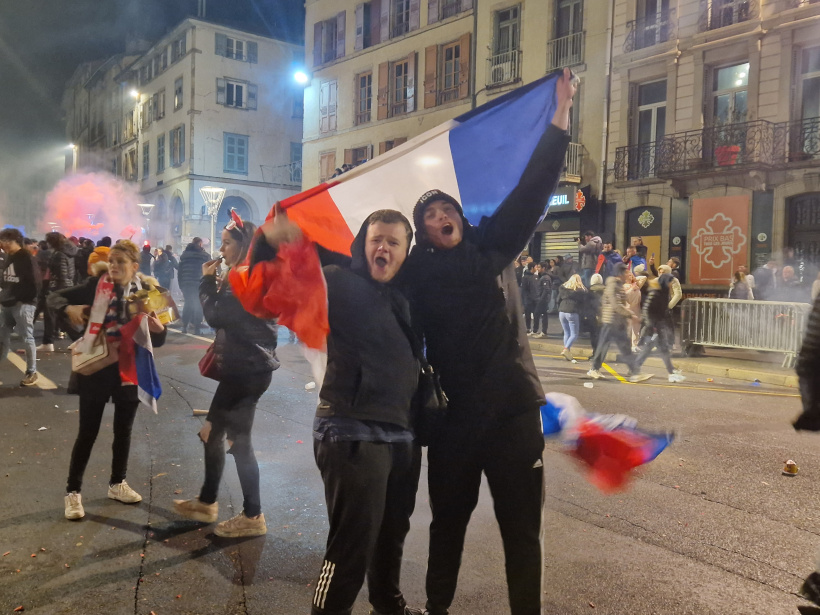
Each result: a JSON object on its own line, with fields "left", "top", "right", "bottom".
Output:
{"left": 581, "top": 268, "right": 593, "bottom": 288}
{"left": 0, "top": 303, "right": 37, "bottom": 373}
{"left": 559, "top": 312, "right": 580, "bottom": 349}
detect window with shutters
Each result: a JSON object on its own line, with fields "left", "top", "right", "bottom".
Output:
{"left": 379, "top": 137, "right": 407, "bottom": 154}
{"left": 489, "top": 6, "right": 521, "bottom": 85}
{"left": 143, "top": 143, "right": 150, "bottom": 178}
{"left": 392, "top": 0, "right": 411, "bottom": 37}
{"left": 313, "top": 14, "right": 345, "bottom": 66}
{"left": 224, "top": 133, "right": 249, "bottom": 175}
{"left": 216, "top": 78, "right": 258, "bottom": 110}
{"left": 391, "top": 60, "right": 410, "bottom": 116}
{"left": 154, "top": 90, "right": 166, "bottom": 120}
{"left": 319, "top": 80, "right": 338, "bottom": 133}
{"left": 441, "top": 0, "right": 461, "bottom": 18}
{"left": 428, "top": 0, "right": 473, "bottom": 23}
{"left": 170, "top": 125, "right": 185, "bottom": 167}
{"left": 345, "top": 145, "right": 373, "bottom": 166}
{"left": 319, "top": 150, "right": 337, "bottom": 182}
{"left": 141, "top": 99, "right": 153, "bottom": 128}
{"left": 171, "top": 34, "right": 187, "bottom": 63}
{"left": 355, "top": 2, "right": 382, "bottom": 50}
{"left": 174, "top": 78, "right": 183, "bottom": 111}
{"left": 440, "top": 41, "right": 461, "bottom": 104}
{"left": 124, "top": 148, "right": 137, "bottom": 181}
{"left": 425, "top": 35, "right": 470, "bottom": 107}
{"left": 124, "top": 112, "right": 135, "bottom": 141}
{"left": 355, "top": 72, "right": 373, "bottom": 125}
{"left": 215, "top": 33, "right": 259, "bottom": 63}
{"left": 157, "top": 134, "right": 165, "bottom": 174}
{"left": 290, "top": 142, "right": 302, "bottom": 184}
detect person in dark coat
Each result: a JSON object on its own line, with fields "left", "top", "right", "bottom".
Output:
{"left": 633, "top": 274, "right": 685, "bottom": 382}
{"left": 153, "top": 248, "right": 174, "bottom": 290}
{"left": 177, "top": 237, "right": 210, "bottom": 334}
{"left": 173, "top": 220, "right": 279, "bottom": 538}
{"left": 40, "top": 232, "right": 78, "bottom": 350}
{"left": 520, "top": 261, "right": 540, "bottom": 334}
{"left": 139, "top": 244, "right": 154, "bottom": 276}
{"left": 403, "top": 68, "right": 576, "bottom": 615}
{"left": 557, "top": 274, "right": 586, "bottom": 360}
{"left": 75, "top": 238, "right": 94, "bottom": 284}
{"left": 531, "top": 262, "right": 552, "bottom": 338}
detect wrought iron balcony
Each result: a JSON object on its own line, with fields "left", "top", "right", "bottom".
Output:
{"left": 486, "top": 49, "right": 522, "bottom": 87}
{"left": 624, "top": 9, "right": 677, "bottom": 53}
{"left": 546, "top": 31, "right": 585, "bottom": 72}
{"left": 699, "top": 0, "right": 758, "bottom": 32}
{"left": 562, "top": 142, "right": 584, "bottom": 182}
{"left": 778, "top": 116, "right": 820, "bottom": 162}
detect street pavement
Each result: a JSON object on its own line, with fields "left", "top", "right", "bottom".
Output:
{"left": 1, "top": 326, "right": 820, "bottom": 614}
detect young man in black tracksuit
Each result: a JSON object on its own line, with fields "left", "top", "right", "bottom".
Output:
{"left": 402, "top": 68, "right": 577, "bottom": 615}
{"left": 254, "top": 210, "right": 422, "bottom": 615}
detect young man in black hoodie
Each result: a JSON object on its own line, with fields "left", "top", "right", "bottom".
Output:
{"left": 403, "top": 68, "right": 577, "bottom": 615}
{"left": 254, "top": 209, "right": 422, "bottom": 615}
{"left": 0, "top": 228, "right": 41, "bottom": 386}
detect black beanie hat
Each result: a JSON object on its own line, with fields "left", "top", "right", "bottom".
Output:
{"left": 412, "top": 190, "right": 464, "bottom": 240}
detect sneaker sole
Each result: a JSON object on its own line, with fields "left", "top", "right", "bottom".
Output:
{"left": 108, "top": 494, "right": 142, "bottom": 504}
{"left": 214, "top": 526, "right": 267, "bottom": 538}
{"left": 21, "top": 378, "right": 39, "bottom": 387}
{"left": 65, "top": 511, "right": 85, "bottom": 520}
{"left": 173, "top": 501, "right": 218, "bottom": 523}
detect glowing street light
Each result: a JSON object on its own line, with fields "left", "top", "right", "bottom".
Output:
{"left": 199, "top": 186, "right": 226, "bottom": 258}
{"left": 294, "top": 70, "right": 309, "bottom": 85}
{"left": 130, "top": 89, "right": 140, "bottom": 99}
{"left": 138, "top": 203, "right": 155, "bottom": 244}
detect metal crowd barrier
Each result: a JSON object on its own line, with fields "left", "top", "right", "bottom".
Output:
{"left": 680, "top": 298, "right": 812, "bottom": 368}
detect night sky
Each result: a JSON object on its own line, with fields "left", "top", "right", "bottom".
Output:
{"left": 0, "top": 0, "right": 305, "bottom": 230}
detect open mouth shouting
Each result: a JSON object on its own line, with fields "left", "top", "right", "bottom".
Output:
{"left": 441, "top": 223, "right": 454, "bottom": 236}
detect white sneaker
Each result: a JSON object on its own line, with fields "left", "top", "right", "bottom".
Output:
{"left": 65, "top": 492, "right": 84, "bottom": 520}
{"left": 673, "top": 368, "right": 683, "bottom": 375}
{"left": 628, "top": 373, "right": 653, "bottom": 383}
{"left": 36, "top": 343, "right": 54, "bottom": 352}
{"left": 668, "top": 373, "right": 686, "bottom": 383}
{"left": 108, "top": 481, "right": 142, "bottom": 503}
{"left": 587, "top": 369, "right": 605, "bottom": 380}
{"left": 533, "top": 332, "right": 545, "bottom": 339}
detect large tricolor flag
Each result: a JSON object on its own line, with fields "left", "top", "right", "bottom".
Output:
{"left": 118, "top": 313, "right": 162, "bottom": 413}
{"left": 231, "top": 72, "right": 563, "bottom": 349}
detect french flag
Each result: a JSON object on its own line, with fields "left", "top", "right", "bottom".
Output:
{"left": 231, "top": 73, "right": 561, "bottom": 349}
{"left": 119, "top": 313, "right": 162, "bottom": 413}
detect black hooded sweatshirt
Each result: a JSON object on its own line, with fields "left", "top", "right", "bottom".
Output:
{"left": 403, "top": 123, "right": 570, "bottom": 420}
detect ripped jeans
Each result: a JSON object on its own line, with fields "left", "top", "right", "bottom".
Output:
{"left": 199, "top": 372, "right": 272, "bottom": 517}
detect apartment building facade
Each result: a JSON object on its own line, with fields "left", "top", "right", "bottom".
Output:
{"left": 301, "top": 0, "right": 612, "bottom": 263}
{"left": 63, "top": 18, "right": 304, "bottom": 251}
{"left": 609, "top": 0, "right": 820, "bottom": 289}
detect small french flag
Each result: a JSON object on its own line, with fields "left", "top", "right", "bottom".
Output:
{"left": 118, "top": 314, "right": 162, "bottom": 413}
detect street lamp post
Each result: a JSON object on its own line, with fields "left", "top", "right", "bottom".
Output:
{"left": 138, "top": 203, "right": 155, "bottom": 245}
{"left": 199, "top": 186, "right": 226, "bottom": 258}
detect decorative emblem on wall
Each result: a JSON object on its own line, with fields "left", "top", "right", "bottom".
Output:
{"left": 757, "top": 233, "right": 768, "bottom": 242}
{"left": 574, "top": 190, "right": 586, "bottom": 212}
{"left": 672, "top": 236, "right": 681, "bottom": 246}
{"left": 638, "top": 210, "right": 655, "bottom": 229}
{"left": 691, "top": 213, "right": 748, "bottom": 268}
{"left": 552, "top": 220, "right": 561, "bottom": 230}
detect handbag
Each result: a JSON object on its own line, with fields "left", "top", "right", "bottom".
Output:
{"left": 198, "top": 343, "right": 220, "bottom": 380}
{"left": 70, "top": 333, "right": 118, "bottom": 375}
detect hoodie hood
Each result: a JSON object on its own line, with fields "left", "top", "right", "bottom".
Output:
{"left": 412, "top": 189, "right": 473, "bottom": 247}
{"left": 349, "top": 211, "right": 413, "bottom": 281}
{"left": 60, "top": 241, "right": 78, "bottom": 257}
{"left": 184, "top": 242, "right": 205, "bottom": 253}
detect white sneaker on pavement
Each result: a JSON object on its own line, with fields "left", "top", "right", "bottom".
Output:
{"left": 65, "top": 492, "right": 84, "bottom": 520}
{"left": 36, "top": 343, "right": 54, "bottom": 352}
{"left": 587, "top": 369, "right": 605, "bottom": 380}
{"left": 668, "top": 373, "right": 686, "bottom": 383}
{"left": 628, "top": 373, "right": 653, "bottom": 383}
{"left": 108, "top": 481, "right": 142, "bottom": 503}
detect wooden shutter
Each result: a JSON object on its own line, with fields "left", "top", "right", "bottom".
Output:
{"left": 379, "top": 141, "right": 387, "bottom": 155}
{"left": 169, "top": 128, "right": 176, "bottom": 165}
{"left": 458, "top": 32, "right": 471, "bottom": 100}
{"left": 355, "top": 4, "right": 364, "bottom": 50}
{"left": 216, "top": 78, "right": 226, "bottom": 104}
{"left": 409, "top": 0, "right": 421, "bottom": 31}
{"left": 406, "top": 52, "right": 416, "bottom": 113}
{"left": 215, "top": 33, "right": 227, "bottom": 57}
{"left": 247, "top": 84, "right": 258, "bottom": 110}
{"left": 380, "top": 0, "right": 389, "bottom": 42}
{"left": 313, "top": 22, "right": 323, "bottom": 67}
{"left": 627, "top": 83, "right": 637, "bottom": 145}
{"left": 428, "top": 0, "right": 440, "bottom": 24}
{"left": 328, "top": 81, "right": 338, "bottom": 131}
{"left": 336, "top": 11, "right": 346, "bottom": 59}
{"left": 394, "top": 136, "right": 407, "bottom": 146}
{"left": 371, "top": 0, "right": 382, "bottom": 45}
{"left": 320, "top": 81, "right": 329, "bottom": 132}
{"left": 179, "top": 125, "right": 185, "bottom": 163}
{"left": 460, "top": 0, "right": 472, "bottom": 10}
{"left": 424, "top": 45, "right": 439, "bottom": 108}
{"left": 344, "top": 149, "right": 354, "bottom": 165}
{"left": 247, "top": 41, "right": 258, "bottom": 63}
{"left": 377, "top": 61, "right": 389, "bottom": 120}
{"left": 367, "top": 144, "right": 374, "bottom": 159}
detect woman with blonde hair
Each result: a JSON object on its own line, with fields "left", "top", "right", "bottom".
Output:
{"left": 557, "top": 273, "right": 586, "bottom": 361}
{"left": 49, "top": 239, "right": 167, "bottom": 520}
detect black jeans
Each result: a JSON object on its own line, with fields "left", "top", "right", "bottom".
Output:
{"left": 591, "top": 322, "right": 639, "bottom": 373}
{"left": 181, "top": 284, "right": 203, "bottom": 332}
{"left": 425, "top": 409, "right": 545, "bottom": 615}
{"left": 66, "top": 364, "right": 140, "bottom": 493}
{"left": 200, "top": 373, "right": 271, "bottom": 517}
{"left": 635, "top": 319, "right": 675, "bottom": 373}
{"left": 311, "top": 439, "right": 421, "bottom": 615}
{"left": 523, "top": 302, "right": 537, "bottom": 332}
{"left": 532, "top": 310, "right": 548, "bottom": 335}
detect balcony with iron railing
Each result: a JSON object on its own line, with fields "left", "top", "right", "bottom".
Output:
{"left": 546, "top": 31, "right": 585, "bottom": 72}
{"left": 562, "top": 142, "right": 584, "bottom": 182}
{"left": 486, "top": 49, "right": 522, "bottom": 87}
{"left": 699, "top": 0, "right": 758, "bottom": 32}
{"left": 624, "top": 9, "right": 677, "bottom": 53}
{"left": 613, "top": 117, "right": 820, "bottom": 182}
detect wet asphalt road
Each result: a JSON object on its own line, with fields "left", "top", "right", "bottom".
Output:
{"left": 1, "top": 329, "right": 819, "bottom": 615}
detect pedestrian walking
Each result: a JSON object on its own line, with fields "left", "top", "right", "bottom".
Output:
{"left": 558, "top": 274, "right": 586, "bottom": 361}
{"left": 624, "top": 270, "right": 645, "bottom": 351}
{"left": 0, "top": 228, "right": 41, "bottom": 386}
{"left": 153, "top": 248, "right": 174, "bottom": 290}
{"left": 587, "top": 263, "right": 652, "bottom": 382}
{"left": 139, "top": 243, "right": 154, "bottom": 276}
{"left": 39, "top": 232, "right": 77, "bottom": 352}
{"left": 178, "top": 237, "right": 210, "bottom": 334}
{"left": 50, "top": 239, "right": 167, "bottom": 520}
{"left": 531, "top": 262, "right": 552, "bottom": 338}
{"left": 402, "top": 67, "right": 577, "bottom": 615}
{"left": 173, "top": 217, "right": 279, "bottom": 538}
{"left": 520, "top": 261, "right": 540, "bottom": 334}
{"left": 584, "top": 272, "right": 605, "bottom": 352}
{"left": 632, "top": 274, "right": 685, "bottom": 383}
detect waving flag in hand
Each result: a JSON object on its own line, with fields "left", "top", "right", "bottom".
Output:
{"left": 118, "top": 313, "right": 162, "bottom": 413}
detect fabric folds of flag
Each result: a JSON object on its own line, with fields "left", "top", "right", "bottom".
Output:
{"left": 231, "top": 72, "right": 562, "bottom": 349}
{"left": 118, "top": 313, "right": 162, "bottom": 413}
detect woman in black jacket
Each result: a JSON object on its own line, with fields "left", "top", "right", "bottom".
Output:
{"left": 557, "top": 274, "right": 587, "bottom": 361}
{"left": 49, "top": 239, "right": 167, "bottom": 520}
{"left": 173, "top": 219, "right": 279, "bottom": 538}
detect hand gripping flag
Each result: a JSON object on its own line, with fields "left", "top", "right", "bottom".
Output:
{"left": 118, "top": 313, "right": 162, "bottom": 413}
{"left": 541, "top": 392, "right": 673, "bottom": 493}
{"left": 231, "top": 73, "right": 563, "bottom": 350}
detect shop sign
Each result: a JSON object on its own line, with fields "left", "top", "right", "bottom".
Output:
{"left": 689, "top": 196, "right": 749, "bottom": 285}
{"left": 547, "top": 186, "right": 582, "bottom": 213}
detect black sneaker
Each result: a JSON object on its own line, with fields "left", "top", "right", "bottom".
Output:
{"left": 369, "top": 607, "right": 424, "bottom": 615}
{"left": 801, "top": 571, "right": 820, "bottom": 606}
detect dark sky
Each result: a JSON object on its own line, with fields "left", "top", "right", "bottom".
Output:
{"left": 0, "top": 0, "right": 304, "bottom": 228}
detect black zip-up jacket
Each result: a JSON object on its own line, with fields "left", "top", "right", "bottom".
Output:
{"left": 199, "top": 275, "right": 279, "bottom": 377}
{"left": 49, "top": 242, "right": 78, "bottom": 290}
{"left": 404, "top": 123, "right": 570, "bottom": 419}
{"left": 520, "top": 268, "right": 540, "bottom": 306}
{"left": 557, "top": 286, "right": 585, "bottom": 314}
{"left": 178, "top": 244, "right": 210, "bottom": 287}
{"left": 0, "top": 249, "right": 41, "bottom": 306}
{"left": 535, "top": 274, "right": 552, "bottom": 312}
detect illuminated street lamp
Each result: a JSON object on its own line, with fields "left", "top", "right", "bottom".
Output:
{"left": 138, "top": 203, "right": 155, "bottom": 244}
{"left": 294, "top": 70, "right": 309, "bottom": 85}
{"left": 67, "top": 143, "right": 78, "bottom": 173}
{"left": 199, "top": 186, "right": 226, "bottom": 258}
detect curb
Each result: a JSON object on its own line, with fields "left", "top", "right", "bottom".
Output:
{"left": 528, "top": 339, "right": 799, "bottom": 388}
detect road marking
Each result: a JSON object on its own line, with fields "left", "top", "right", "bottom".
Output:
{"left": 168, "top": 328, "right": 213, "bottom": 343}
{"left": 7, "top": 353, "right": 57, "bottom": 389}
{"left": 601, "top": 363, "right": 627, "bottom": 382}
